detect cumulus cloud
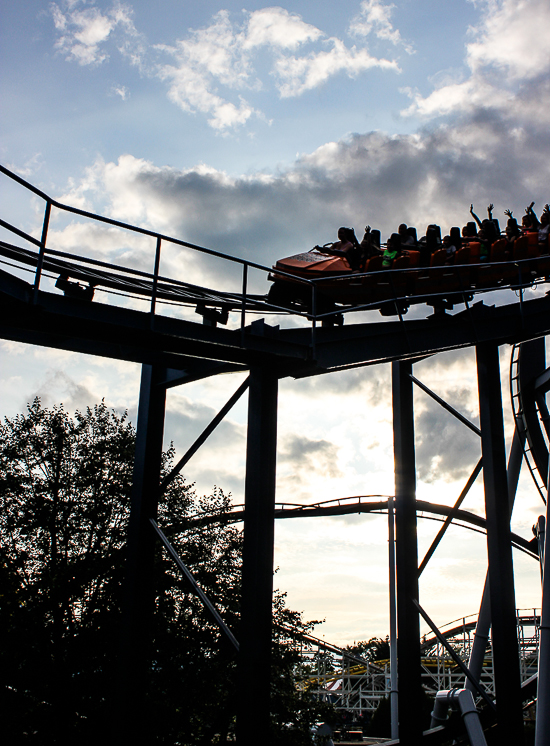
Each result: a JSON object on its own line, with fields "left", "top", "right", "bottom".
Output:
{"left": 401, "top": 77, "right": 512, "bottom": 119}
{"left": 50, "top": 3, "right": 402, "bottom": 130}
{"left": 155, "top": 7, "right": 400, "bottom": 126}
{"left": 44, "top": 25, "right": 549, "bottom": 298}
{"left": 50, "top": 0, "right": 144, "bottom": 67}
{"left": 53, "top": 89, "right": 549, "bottom": 271}
{"left": 154, "top": 10, "right": 260, "bottom": 131}
{"left": 8, "top": 153, "right": 44, "bottom": 177}
{"left": 466, "top": 0, "right": 550, "bottom": 81}
{"left": 244, "top": 7, "right": 322, "bottom": 50}
{"left": 349, "top": 0, "right": 414, "bottom": 53}
{"left": 273, "top": 38, "right": 398, "bottom": 98}
{"left": 403, "top": 0, "right": 550, "bottom": 118}
{"left": 165, "top": 398, "right": 245, "bottom": 451}
{"left": 162, "top": 397, "right": 247, "bottom": 497}
{"left": 292, "top": 366, "right": 391, "bottom": 401}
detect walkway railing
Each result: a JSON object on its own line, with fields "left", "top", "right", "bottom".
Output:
{"left": 0, "top": 164, "right": 315, "bottom": 332}
{"left": 1, "top": 164, "right": 546, "bottom": 342}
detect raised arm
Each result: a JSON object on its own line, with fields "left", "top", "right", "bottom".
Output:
{"left": 526, "top": 201, "right": 540, "bottom": 226}
{"left": 487, "top": 203, "right": 494, "bottom": 220}
{"left": 470, "top": 204, "right": 482, "bottom": 229}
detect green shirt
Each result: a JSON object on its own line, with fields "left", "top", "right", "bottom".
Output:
{"left": 382, "top": 248, "right": 398, "bottom": 268}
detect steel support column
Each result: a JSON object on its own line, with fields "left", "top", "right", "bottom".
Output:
{"left": 535, "top": 496, "right": 550, "bottom": 746}
{"left": 392, "top": 360, "right": 422, "bottom": 744}
{"left": 466, "top": 423, "right": 524, "bottom": 692}
{"left": 476, "top": 343, "right": 524, "bottom": 744}
{"left": 236, "top": 366, "right": 279, "bottom": 744}
{"left": 387, "top": 497, "right": 399, "bottom": 741}
{"left": 119, "top": 364, "right": 167, "bottom": 739}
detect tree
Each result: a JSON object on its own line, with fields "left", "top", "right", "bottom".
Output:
{"left": 0, "top": 399, "right": 137, "bottom": 744}
{"left": 345, "top": 636, "right": 390, "bottom": 662}
{"left": 0, "top": 399, "right": 331, "bottom": 744}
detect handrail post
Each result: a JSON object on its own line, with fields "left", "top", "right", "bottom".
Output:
{"left": 150, "top": 236, "right": 162, "bottom": 327}
{"left": 457, "top": 266, "right": 478, "bottom": 344}
{"left": 389, "top": 274, "right": 410, "bottom": 352}
{"left": 517, "top": 262, "right": 525, "bottom": 330}
{"left": 240, "top": 264, "right": 248, "bottom": 345}
{"left": 311, "top": 283, "right": 317, "bottom": 359}
{"left": 33, "top": 199, "right": 52, "bottom": 304}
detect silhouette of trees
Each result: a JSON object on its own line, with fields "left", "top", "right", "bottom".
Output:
{"left": 345, "top": 636, "right": 390, "bottom": 662}
{"left": 0, "top": 399, "right": 329, "bottom": 744}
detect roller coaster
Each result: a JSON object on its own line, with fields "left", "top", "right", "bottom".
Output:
{"left": 268, "top": 231, "right": 550, "bottom": 319}
{"left": 0, "top": 163, "right": 549, "bottom": 745}
{"left": 2, "top": 162, "right": 548, "bottom": 326}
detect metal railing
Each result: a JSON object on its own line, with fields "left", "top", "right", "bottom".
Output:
{"left": 1, "top": 164, "right": 547, "bottom": 338}
{"left": 0, "top": 164, "right": 315, "bottom": 332}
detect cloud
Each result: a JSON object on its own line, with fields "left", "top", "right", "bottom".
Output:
{"left": 50, "top": 4, "right": 403, "bottom": 130}
{"left": 45, "top": 36, "right": 549, "bottom": 293}
{"left": 401, "top": 77, "right": 512, "bottom": 119}
{"left": 165, "top": 399, "right": 245, "bottom": 452}
{"left": 155, "top": 8, "right": 400, "bottom": 126}
{"left": 50, "top": 0, "right": 145, "bottom": 67}
{"left": 244, "top": 7, "right": 323, "bottom": 50}
{"left": 415, "top": 384, "right": 480, "bottom": 483}
{"left": 279, "top": 434, "right": 342, "bottom": 479}
{"left": 162, "top": 397, "right": 247, "bottom": 497}
{"left": 111, "top": 84, "right": 129, "bottom": 100}
{"left": 466, "top": 0, "right": 550, "bottom": 81}
{"left": 273, "top": 38, "right": 399, "bottom": 98}
{"left": 291, "top": 366, "right": 391, "bottom": 402}
{"left": 8, "top": 153, "right": 44, "bottom": 177}
{"left": 28, "top": 369, "right": 96, "bottom": 412}
{"left": 403, "top": 0, "right": 550, "bottom": 118}
{"left": 154, "top": 10, "right": 261, "bottom": 131}
{"left": 349, "top": 0, "right": 414, "bottom": 53}
{"left": 56, "top": 96, "right": 548, "bottom": 259}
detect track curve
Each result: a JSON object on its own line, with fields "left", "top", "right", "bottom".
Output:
{"left": 170, "top": 495, "right": 538, "bottom": 559}
{"left": 512, "top": 339, "right": 549, "bottom": 503}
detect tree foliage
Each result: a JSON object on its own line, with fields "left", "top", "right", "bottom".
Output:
{"left": 0, "top": 399, "right": 330, "bottom": 744}
{"left": 344, "top": 636, "right": 390, "bottom": 662}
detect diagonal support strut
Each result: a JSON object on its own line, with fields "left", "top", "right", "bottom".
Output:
{"left": 150, "top": 518, "right": 239, "bottom": 652}
{"left": 159, "top": 376, "right": 250, "bottom": 494}
{"left": 418, "top": 459, "right": 483, "bottom": 576}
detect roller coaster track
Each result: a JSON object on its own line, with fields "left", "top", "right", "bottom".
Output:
{"left": 510, "top": 342, "right": 548, "bottom": 503}
{"left": 173, "top": 494, "right": 538, "bottom": 559}
{"left": 0, "top": 237, "right": 269, "bottom": 312}
{"left": 2, "top": 163, "right": 550, "bottom": 328}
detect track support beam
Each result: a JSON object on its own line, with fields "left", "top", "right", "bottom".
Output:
{"left": 536, "top": 502, "right": 550, "bottom": 746}
{"left": 392, "top": 360, "right": 423, "bottom": 744}
{"left": 118, "top": 364, "right": 167, "bottom": 740}
{"left": 476, "top": 343, "right": 524, "bottom": 744}
{"left": 236, "top": 366, "right": 279, "bottom": 744}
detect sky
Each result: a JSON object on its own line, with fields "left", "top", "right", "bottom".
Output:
{"left": 1, "top": 0, "right": 549, "bottom": 645}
